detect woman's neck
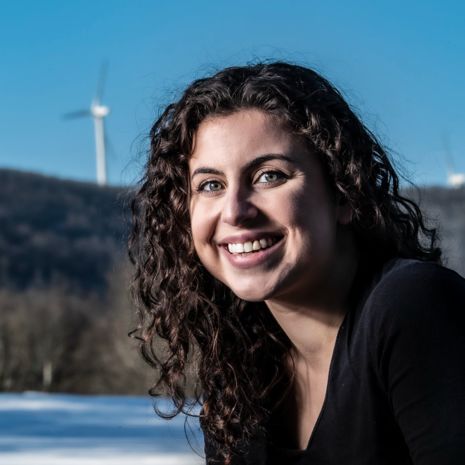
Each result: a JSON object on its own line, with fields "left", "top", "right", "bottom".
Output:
{"left": 267, "top": 301, "right": 346, "bottom": 369}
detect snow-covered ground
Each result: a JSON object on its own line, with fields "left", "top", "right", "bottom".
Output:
{"left": 0, "top": 392, "right": 204, "bottom": 465}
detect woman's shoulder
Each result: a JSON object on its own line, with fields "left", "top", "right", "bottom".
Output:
{"left": 364, "top": 258, "right": 464, "bottom": 307}
{"left": 348, "top": 258, "right": 465, "bottom": 392}
{"left": 358, "top": 257, "right": 465, "bottom": 336}
{"left": 391, "top": 257, "right": 460, "bottom": 276}
{"left": 357, "top": 260, "right": 465, "bottom": 463}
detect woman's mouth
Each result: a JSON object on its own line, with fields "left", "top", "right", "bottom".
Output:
{"left": 218, "top": 234, "right": 284, "bottom": 269}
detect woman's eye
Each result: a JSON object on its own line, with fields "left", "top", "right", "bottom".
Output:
{"left": 198, "top": 180, "right": 223, "bottom": 192}
{"left": 256, "top": 171, "right": 285, "bottom": 184}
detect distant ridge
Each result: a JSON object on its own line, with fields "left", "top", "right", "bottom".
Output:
{"left": 0, "top": 168, "right": 129, "bottom": 293}
{"left": 0, "top": 169, "right": 464, "bottom": 294}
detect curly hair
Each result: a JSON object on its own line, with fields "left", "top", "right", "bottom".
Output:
{"left": 129, "top": 62, "right": 441, "bottom": 464}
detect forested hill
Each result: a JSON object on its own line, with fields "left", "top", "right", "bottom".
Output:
{"left": 0, "top": 169, "right": 464, "bottom": 295}
{"left": 0, "top": 169, "right": 130, "bottom": 294}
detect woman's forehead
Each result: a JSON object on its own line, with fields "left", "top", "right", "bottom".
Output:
{"left": 190, "top": 109, "right": 299, "bottom": 160}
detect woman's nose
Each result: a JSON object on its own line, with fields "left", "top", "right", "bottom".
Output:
{"left": 221, "top": 187, "right": 259, "bottom": 226}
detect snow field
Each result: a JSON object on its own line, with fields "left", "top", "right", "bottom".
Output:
{"left": 0, "top": 392, "right": 204, "bottom": 465}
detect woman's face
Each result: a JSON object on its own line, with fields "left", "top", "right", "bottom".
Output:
{"left": 188, "top": 109, "right": 351, "bottom": 305}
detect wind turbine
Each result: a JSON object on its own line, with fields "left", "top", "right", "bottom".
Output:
{"left": 64, "top": 63, "right": 110, "bottom": 186}
{"left": 442, "top": 135, "right": 465, "bottom": 188}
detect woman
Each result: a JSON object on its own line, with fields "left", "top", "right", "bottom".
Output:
{"left": 130, "top": 62, "right": 465, "bottom": 464}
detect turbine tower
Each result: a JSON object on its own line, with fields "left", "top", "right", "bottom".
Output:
{"left": 64, "top": 63, "right": 110, "bottom": 186}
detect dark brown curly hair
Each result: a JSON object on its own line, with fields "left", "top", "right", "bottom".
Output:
{"left": 129, "top": 61, "right": 440, "bottom": 464}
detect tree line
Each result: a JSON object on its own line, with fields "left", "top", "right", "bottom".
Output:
{"left": 0, "top": 261, "right": 159, "bottom": 394}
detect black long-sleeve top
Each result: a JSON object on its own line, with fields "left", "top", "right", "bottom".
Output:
{"left": 204, "top": 259, "right": 465, "bottom": 464}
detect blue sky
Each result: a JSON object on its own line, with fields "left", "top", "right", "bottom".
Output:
{"left": 1, "top": 0, "right": 464, "bottom": 186}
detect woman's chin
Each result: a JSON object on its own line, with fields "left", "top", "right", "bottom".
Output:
{"left": 228, "top": 284, "right": 274, "bottom": 302}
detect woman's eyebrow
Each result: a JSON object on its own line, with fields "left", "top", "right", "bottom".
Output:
{"left": 191, "top": 154, "right": 294, "bottom": 180}
{"left": 244, "top": 154, "right": 294, "bottom": 170}
{"left": 191, "top": 167, "right": 224, "bottom": 179}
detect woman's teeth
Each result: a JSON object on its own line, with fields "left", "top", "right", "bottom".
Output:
{"left": 227, "top": 238, "right": 276, "bottom": 254}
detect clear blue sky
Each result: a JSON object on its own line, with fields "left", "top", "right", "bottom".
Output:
{"left": 1, "top": 0, "right": 464, "bottom": 186}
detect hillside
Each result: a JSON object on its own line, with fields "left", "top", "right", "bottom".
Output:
{"left": 0, "top": 169, "right": 145, "bottom": 394}
{"left": 0, "top": 169, "right": 130, "bottom": 294}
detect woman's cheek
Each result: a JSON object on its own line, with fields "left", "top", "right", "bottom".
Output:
{"left": 190, "top": 201, "right": 214, "bottom": 249}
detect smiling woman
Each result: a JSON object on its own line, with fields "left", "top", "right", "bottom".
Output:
{"left": 129, "top": 62, "right": 465, "bottom": 465}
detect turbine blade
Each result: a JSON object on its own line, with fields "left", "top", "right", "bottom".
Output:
{"left": 63, "top": 110, "right": 91, "bottom": 120}
{"left": 95, "top": 61, "right": 108, "bottom": 103}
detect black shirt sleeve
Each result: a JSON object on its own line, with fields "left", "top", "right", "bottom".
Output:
{"left": 368, "top": 262, "right": 465, "bottom": 465}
